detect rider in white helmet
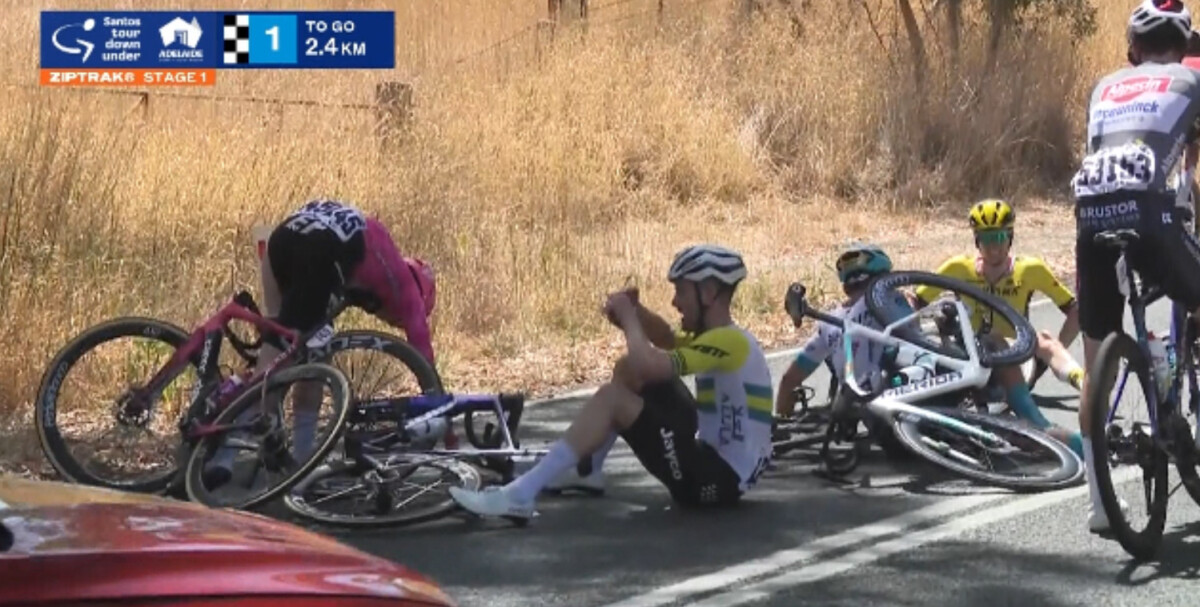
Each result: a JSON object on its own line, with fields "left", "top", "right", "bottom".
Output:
{"left": 450, "top": 244, "right": 775, "bottom": 522}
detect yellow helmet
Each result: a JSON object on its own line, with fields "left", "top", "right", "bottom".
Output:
{"left": 968, "top": 199, "right": 1015, "bottom": 232}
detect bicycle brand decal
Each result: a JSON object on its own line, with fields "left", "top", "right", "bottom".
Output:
{"left": 880, "top": 371, "right": 963, "bottom": 398}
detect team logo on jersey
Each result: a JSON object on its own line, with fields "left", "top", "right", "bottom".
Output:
{"left": 1101, "top": 76, "right": 1172, "bottom": 104}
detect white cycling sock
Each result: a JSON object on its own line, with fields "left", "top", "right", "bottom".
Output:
{"left": 1083, "top": 437, "right": 1102, "bottom": 510}
{"left": 588, "top": 431, "right": 619, "bottom": 474}
{"left": 1053, "top": 361, "right": 1085, "bottom": 390}
{"left": 506, "top": 439, "right": 580, "bottom": 504}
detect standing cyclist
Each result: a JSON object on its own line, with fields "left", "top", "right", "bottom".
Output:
{"left": 448, "top": 244, "right": 774, "bottom": 522}
{"left": 205, "top": 198, "right": 438, "bottom": 487}
{"left": 1074, "top": 0, "right": 1200, "bottom": 533}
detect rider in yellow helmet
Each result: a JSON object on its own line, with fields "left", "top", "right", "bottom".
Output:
{"left": 914, "top": 199, "right": 1083, "bottom": 457}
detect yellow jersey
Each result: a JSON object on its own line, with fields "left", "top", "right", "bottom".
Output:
{"left": 913, "top": 254, "right": 1076, "bottom": 339}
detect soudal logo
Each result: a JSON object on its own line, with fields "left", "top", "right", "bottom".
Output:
{"left": 1102, "top": 77, "right": 1172, "bottom": 103}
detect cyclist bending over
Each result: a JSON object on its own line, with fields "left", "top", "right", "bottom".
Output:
{"left": 912, "top": 199, "right": 1083, "bottom": 457}
{"left": 206, "top": 198, "right": 438, "bottom": 487}
{"left": 1075, "top": 0, "right": 1200, "bottom": 532}
{"left": 449, "top": 244, "right": 774, "bottom": 521}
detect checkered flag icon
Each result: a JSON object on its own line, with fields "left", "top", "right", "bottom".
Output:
{"left": 222, "top": 14, "right": 250, "bottom": 64}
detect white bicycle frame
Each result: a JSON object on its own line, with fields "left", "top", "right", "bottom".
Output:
{"left": 812, "top": 298, "right": 1012, "bottom": 448}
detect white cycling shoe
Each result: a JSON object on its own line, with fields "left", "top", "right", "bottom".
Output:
{"left": 1088, "top": 497, "right": 1131, "bottom": 534}
{"left": 449, "top": 486, "right": 536, "bottom": 521}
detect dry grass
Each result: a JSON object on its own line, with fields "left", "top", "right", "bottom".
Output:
{"left": 0, "top": 0, "right": 1133, "bottom": 474}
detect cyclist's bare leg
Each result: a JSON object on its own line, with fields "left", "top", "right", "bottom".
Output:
{"left": 1034, "top": 330, "right": 1084, "bottom": 391}
{"left": 256, "top": 242, "right": 321, "bottom": 462}
{"left": 988, "top": 335, "right": 1082, "bottom": 455}
{"left": 496, "top": 378, "right": 645, "bottom": 504}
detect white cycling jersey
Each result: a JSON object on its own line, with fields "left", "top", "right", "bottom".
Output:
{"left": 795, "top": 293, "right": 910, "bottom": 394}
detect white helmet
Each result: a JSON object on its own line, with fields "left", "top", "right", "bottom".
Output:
{"left": 667, "top": 243, "right": 747, "bottom": 286}
{"left": 1128, "top": 0, "right": 1192, "bottom": 40}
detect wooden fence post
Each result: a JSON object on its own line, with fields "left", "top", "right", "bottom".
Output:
{"left": 375, "top": 81, "right": 413, "bottom": 155}
{"left": 535, "top": 19, "right": 556, "bottom": 64}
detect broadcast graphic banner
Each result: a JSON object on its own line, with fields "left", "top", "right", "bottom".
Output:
{"left": 40, "top": 10, "right": 395, "bottom": 86}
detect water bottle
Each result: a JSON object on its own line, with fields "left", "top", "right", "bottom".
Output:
{"left": 406, "top": 416, "right": 449, "bottom": 448}
{"left": 216, "top": 373, "right": 245, "bottom": 400}
{"left": 1147, "top": 332, "right": 1171, "bottom": 401}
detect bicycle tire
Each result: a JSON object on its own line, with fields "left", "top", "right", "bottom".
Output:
{"left": 1087, "top": 331, "right": 1169, "bottom": 561}
{"left": 184, "top": 362, "right": 351, "bottom": 510}
{"left": 1173, "top": 308, "right": 1200, "bottom": 508}
{"left": 282, "top": 453, "right": 483, "bottom": 528}
{"left": 892, "top": 406, "right": 1083, "bottom": 491}
{"left": 312, "top": 329, "right": 444, "bottom": 395}
{"left": 35, "top": 316, "right": 196, "bottom": 493}
{"left": 865, "top": 270, "right": 1037, "bottom": 368}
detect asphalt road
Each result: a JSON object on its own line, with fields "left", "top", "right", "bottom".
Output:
{"left": 299, "top": 296, "right": 1200, "bottom": 607}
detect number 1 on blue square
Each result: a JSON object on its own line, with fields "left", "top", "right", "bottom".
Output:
{"left": 248, "top": 14, "right": 297, "bottom": 64}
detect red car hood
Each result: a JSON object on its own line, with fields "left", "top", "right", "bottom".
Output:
{"left": 0, "top": 477, "right": 454, "bottom": 606}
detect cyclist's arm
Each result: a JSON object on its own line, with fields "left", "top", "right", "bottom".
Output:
{"left": 912, "top": 256, "right": 965, "bottom": 308}
{"left": 775, "top": 332, "right": 828, "bottom": 416}
{"left": 366, "top": 232, "right": 436, "bottom": 366}
{"left": 667, "top": 326, "right": 750, "bottom": 380}
{"left": 619, "top": 307, "right": 676, "bottom": 385}
{"left": 384, "top": 279, "right": 436, "bottom": 367}
{"left": 1028, "top": 259, "right": 1080, "bottom": 348}
{"left": 635, "top": 304, "right": 677, "bottom": 350}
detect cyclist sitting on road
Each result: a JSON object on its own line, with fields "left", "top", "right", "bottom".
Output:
{"left": 1074, "top": 0, "right": 1200, "bottom": 533}
{"left": 206, "top": 198, "right": 438, "bottom": 487}
{"left": 774, "top": 243, "right": 910, "bottom": 419}
{"left": 448, "top": 244, "right": 774, "bottom": 522}
{"left": 915, "top": 200, "right": 1083, "bottom": 390}
{"left": 912, "top": 199, "right": 1083, "bottom": 458}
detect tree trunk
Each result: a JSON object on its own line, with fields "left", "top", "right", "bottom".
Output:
{"left": 896, "top": 0, "right": 926, "bottom": 84}
{"left": 986, "top": 0, "right": 1013, "bottom": 71}
{"left": 946, "top": 0, "right": 961, "bottom": 68}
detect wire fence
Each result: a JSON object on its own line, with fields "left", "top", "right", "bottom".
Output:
{"left": 7, "top": 0, "right": 730, "bottom": 126}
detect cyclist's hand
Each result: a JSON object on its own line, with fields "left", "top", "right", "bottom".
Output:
{"left": 604, "top": 290, "right": 637, "bottom": 327}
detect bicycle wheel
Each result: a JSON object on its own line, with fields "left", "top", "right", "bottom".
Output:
{"left": 35, "top": 317, "right": 199, "bottom": 493}
{"left": 283, "top": 450, "right": 483, "bottom": 528}
{"left": 184, "top": 362, "right": 351, "bottom": 510}
{"left": 892, "top": 406, "right": 1083, "bottom": 491}
{"left": 1173, "top": 312, "right": 1200, "bottom": 508}
{"left": 865, "top": 271, "right": 1037, "bottom": 368}
{"left": 1087, "top": 331, "right": 1169, "bottom": 561}
{"left": 313, "top": 329, "right": 444, "bottom": 395}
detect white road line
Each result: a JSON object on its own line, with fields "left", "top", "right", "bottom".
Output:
{"left": 597, "top": 493, "right": 1006, "bottom": 607}
{"left": 683, "top": 468, "right": 1139, "bottom": 607}
{"left": 530, "top": 299, "right": 1058, "bottom": 408}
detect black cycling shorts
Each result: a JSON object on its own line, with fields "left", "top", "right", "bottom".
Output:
{"left": 620, "top": 377, "right": 743, "bottom": 507}
{"left": 266, "top": 220, "right": 365, "bottom": 334}
{"left": 1075, "top": 191, "right": 1200, "bottom": 341}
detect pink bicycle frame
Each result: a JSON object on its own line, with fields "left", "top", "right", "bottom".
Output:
{"left": 139, "top": 296, "right": 304, "bottom": 435}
